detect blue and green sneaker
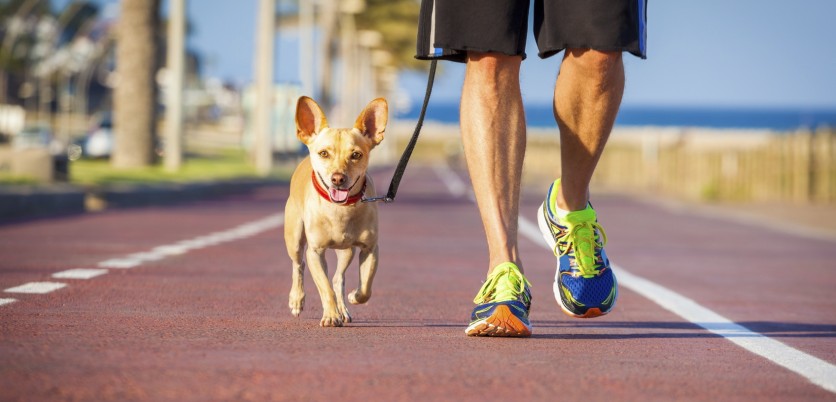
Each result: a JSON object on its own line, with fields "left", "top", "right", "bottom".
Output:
{"left": 465, "top": 262, "right": 532, "bottom": 337}
{"left": 537, "top": 179, "right": 617, "bottom": 318}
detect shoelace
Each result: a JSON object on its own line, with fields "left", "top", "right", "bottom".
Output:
{"left": 554, "top": 221, "right": 608, "bottom": 278}
{"left": 473, "top": 264, "right": 531, "bottom": 304}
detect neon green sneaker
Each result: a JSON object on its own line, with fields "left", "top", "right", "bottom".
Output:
{"left": 537, "top": 179, "right": 617, "bottom": 318}
{"left": 465, "top": 262, "right": 532, "bottom": 337}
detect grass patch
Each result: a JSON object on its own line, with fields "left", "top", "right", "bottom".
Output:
{"left": 0, "top": 174, "right": 40, "bottom": 185}
{"left": 69, "top": 150, "right": 290, "bottom": 186}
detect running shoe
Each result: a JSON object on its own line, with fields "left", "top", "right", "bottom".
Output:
{"left": 465, "top": 262, "right": 532, "bottom": 337}
{"left": 537, "top": 179, "right": 617, "bottom": 318}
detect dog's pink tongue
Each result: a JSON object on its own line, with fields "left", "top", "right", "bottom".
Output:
{"left": 330, "top": 187, "right": 349, "bottom": 203}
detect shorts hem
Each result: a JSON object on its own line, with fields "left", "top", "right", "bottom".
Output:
{"left": 538, "top": 44, "right": 647, "bottom": 60}
{"left": 418, "top": 43, "right": 527, "bottom": 63}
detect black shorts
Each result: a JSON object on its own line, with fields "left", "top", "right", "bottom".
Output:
{"left": 416, "top": 0, "right": 647, "bottom": 62}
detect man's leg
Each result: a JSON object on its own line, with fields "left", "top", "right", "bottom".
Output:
{"left": 536, "top": 48, "right": 624, "bottom": 319}
{"left": 461, "top": 52, "right": 532, "bottom": 337}
{"left": 460, "top": 52, "right": 526, "bottom": 275}
{"left": 553, "top": 49, "right": 624, "bottom": 211}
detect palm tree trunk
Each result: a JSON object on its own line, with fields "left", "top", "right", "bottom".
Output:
{"left": 112, "top": 0, "right": 159, "bottom": 168}
{"left": 317, "top": 0, "right": 338, "bottom": 114}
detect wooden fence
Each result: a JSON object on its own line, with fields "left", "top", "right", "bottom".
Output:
{"left": 525, "top": 127, "right": 835, "bottom": 204}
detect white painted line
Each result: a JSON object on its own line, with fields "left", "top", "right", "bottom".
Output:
{"left": 437, "top": 163, "right": 836, "bottom": 394}
{"left": 432, "top": 164, "right": 467, "bottom": 198}
{"left": 126, "top": 251, "right": 167, "bottom": 262}
{"left": 5, "top": 282, "right": 67, "bottom": 294}
{"left": 174, "top": 239, "right": 204, "bottom": 250}
{"left": 151, "top": 244, "right": 189, "bottom": 256}
{"left": 2, "top": 214, "right": 286, "bottom": 307}
{"left": 96, "top": 213, "right": 285, "bottom": 270}
{"left": 614, "top": 267, "right": 836, "bottom": 394}
{"left": 98, "top": 258, "right": 142, "bottom": 269}
{"left": 52, "top": 268, "right": 109, "bottom": 280}
{"left": 432, "top": 163, "right": 476, "bottom": 202}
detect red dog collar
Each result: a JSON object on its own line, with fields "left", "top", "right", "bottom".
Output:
{"left": 311, "top": 171, "right": 367, "bottom": 205}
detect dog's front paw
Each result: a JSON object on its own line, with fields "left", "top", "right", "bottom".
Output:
{"left": 337, "top": 305, "right": 352, "bottom": 323}
{"left": 289, "top": 293, "right": 305, "bottom": 317}
{"left": 348, "top": 289, "right": 370, "bottom": 305}
{"left": 320, "top": 313, "right": 344, "bottom": 327}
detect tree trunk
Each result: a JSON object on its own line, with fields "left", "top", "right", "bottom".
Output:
{"left": 112, "top": 0, "right": 159, "bottom": 168}
{"left": 317, "top": 0, "right": 338, "bottom": 114}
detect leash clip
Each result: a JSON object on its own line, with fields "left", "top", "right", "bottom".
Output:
{"left": 361, "top": 196, "right": 393, "bottom": 204}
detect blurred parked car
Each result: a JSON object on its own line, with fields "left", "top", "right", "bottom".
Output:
{"left": 68, "top": 112, "right": 163, "bottom": 161}
{"left": 68, "top": 113, "right": 113, "bottom": 161}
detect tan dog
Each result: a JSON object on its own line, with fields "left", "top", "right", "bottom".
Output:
{"left": 284, "top": 96, "right": 386, "bottom": 327}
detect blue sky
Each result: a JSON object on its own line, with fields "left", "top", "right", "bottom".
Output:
{"left": 400, "top": 0, "right": 836, "bottom": 109}
{"left": 51, "top": 0, "right": 836, "bottom": 109}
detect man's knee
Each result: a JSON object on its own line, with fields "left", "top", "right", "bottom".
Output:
{"left": 466, "top": 52, "right": 522, "bottom": 76}
{"left": 564, "top": 49, "right": 623, "bottom": 75}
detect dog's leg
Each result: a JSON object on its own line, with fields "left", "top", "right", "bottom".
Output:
{"left": 285, "top": 210, "right": 306, "bottom": 317}
{"left": 306, "top": 246, "right": 343, "bottom": 327}
{"left": 349, "top": 244, "right": 378, "bottom": 305}
{"left": 332, "top": 247, "right": 355, "bottom": 323}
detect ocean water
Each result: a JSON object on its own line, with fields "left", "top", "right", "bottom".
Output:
{"left": 397, "top": 102, "right": 836, "bottom": 131}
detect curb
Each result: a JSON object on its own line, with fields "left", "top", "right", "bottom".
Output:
{"left": 0, "top": 178, "right": 282, "bottom": 223}
{"left": 0, "top": 184, "right": 87, "bottom": 220}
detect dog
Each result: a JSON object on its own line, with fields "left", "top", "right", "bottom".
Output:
{"left": 284, "top": 96, "right": 386, "bottom": 327}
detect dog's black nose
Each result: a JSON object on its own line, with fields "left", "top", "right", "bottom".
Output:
{"left": 331, "top": 173, "right": 346, "bottom": 187}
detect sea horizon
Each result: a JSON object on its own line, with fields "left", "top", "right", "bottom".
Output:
{"left": 396, "top": 102, "right": 836, "bottom": 131}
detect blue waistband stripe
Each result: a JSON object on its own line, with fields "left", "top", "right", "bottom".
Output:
{"left": 638, "top": 0, "right": 647, "bottom": 58}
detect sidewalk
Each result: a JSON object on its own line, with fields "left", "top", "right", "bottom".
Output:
{"left": 0, "top": 178, "right": 280, "bottom": 223}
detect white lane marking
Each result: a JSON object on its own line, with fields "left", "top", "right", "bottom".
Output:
{"left": 614, "top": 268, "right": 836, "bottom": 394}
{"left": 436, "top": 163, "right": 836, "bottom": 394}
{"left": 98, "top": 258, "right": 142, "bottom": 269}
{"left": 151, "top": 244, "right": 189, "bottom": 256}
{"left": 125, "top": 251, "right": 167, "bottom": 262}
{"left": 4, "top": 282, "right": 67, "bottom": 294}
{"left": 432, "top": 164, "right": 476, "bottom": 202}
{"left": 432, "top": 164, "right": 468, "bottom": 198}
{"left": 95, "top": 213, "right": 284, "bottom": 271}
{"left": 1, "top": 214, "right": 286, "bottom": 307}
{"left": 52, "top": 268, "right": 109, "bottom": 280}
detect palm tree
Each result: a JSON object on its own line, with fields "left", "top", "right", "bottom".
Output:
{"left": 0, "top": 0, "right": 51, "bottom": 106}
{"left": 304, "top": 0, "right": 419, "bottom": 117}
{"left": 355, "top": 0, "right": 421, "bottom": 70}
{"left": 112, "top": 0, "right": 160, "bottom": 168}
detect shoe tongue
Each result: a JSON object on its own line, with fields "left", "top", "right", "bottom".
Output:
{"left": 563, "top": 207, "right": 596, "bottom": 225}
{"left": 330, "top": 187, "right": 350, "bottom": 203}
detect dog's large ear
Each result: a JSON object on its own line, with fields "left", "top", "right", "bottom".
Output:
{"left": 296, "top": 96, "right": 328, "bottom": 144}
{"left": 354, "top": 98, "right": 387, "bottom": 145}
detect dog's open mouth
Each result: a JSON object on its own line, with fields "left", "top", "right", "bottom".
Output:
{"left": 329, "top": 187, "right": 350, "bottom": 203}
{"left": 315, "top": 172, "right": 362, "bottom": 204}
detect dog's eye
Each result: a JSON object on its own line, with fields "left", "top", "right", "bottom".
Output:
{"left": 351, "top": 152, "right": 363, "bottom": 160}
{"left": 318, "top": 150, "right": 329, "bottom": 158}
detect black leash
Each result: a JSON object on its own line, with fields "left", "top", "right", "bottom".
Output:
{"left": 363, "top": 59, "right": 437, "bottom": 204}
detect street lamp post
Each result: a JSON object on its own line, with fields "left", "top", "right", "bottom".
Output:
{"left": 253, "top": 0, "right": 276, "bottom": 176}
{"left": 164, "top": 0, "right": 185, "bottom": 172}
{"left": 299, "top": 0, "right": 314, "bottom": 97}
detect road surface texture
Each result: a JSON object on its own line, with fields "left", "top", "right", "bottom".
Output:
{"left": 2, "top": 164, "right": 835, "bottom": 402}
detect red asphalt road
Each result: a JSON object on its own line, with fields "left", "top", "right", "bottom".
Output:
{"left": 1, "top": 165, "right": 835, "bottom": 402}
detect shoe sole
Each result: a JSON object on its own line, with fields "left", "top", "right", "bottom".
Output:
{"left": 537, "top": 202, "right": 611, "bottom": 319}
{"left": 465, "top": 305, "right": 532, "bottom": 337}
